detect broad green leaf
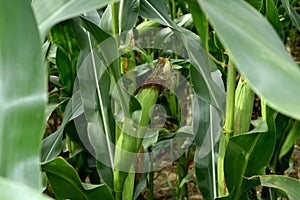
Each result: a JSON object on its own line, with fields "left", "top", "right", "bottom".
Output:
{"left": 263, "top": 0, "right": 284, "bottom": 39}
{"left": 140, "top": 0, "right": 175, "bottom": 27}
{"left": 81, "top": 17, "right": 121, "bottom": 82}
{"left": 0, "top": 177, "right": 51, "bottom": 200}
{"left": 42, "top": 157, "right": 114, "bottom": 200}
{"left": 194, "top": 98, "right": 217, "bottom": 200}
{"left": 198, "top": 0, "right": 300, "bottom": 120}
{"left": 100, "top": 5, "right": 114, "bottom": 34}
{"left": 75, "top": 31, "right": 116, "bottom": 189}
{"left": 50, "top": 20, "right": 80, "bottom": 96}
{"left": 0, "top": 0, "right": 46, "bottom": 189}
{"left": 32, "top": 0, "right": 118, "bottom": 38}
{"left": 224, "top": 107, "right": 276, "bottom": 199}
{"left": 187, "top": 41, "right": 226, "bottom": 116}
{"left": 122, "top": 172, "right": 135, "bottom": 200}
{"left": 246, "top": 0, "right": 263, "bottom": 10}
{"left": 258, "top": 175, "right": 300, "bottom": 200}
{"left": 118, "top": 0, "right": 140, "bottom": 44}
{"left": 268, "top": 113, "right": 293, "bottom": 173}
{"left": 42, "top": 92, "right": 83, "bottom": 162}
{"left": 76, "top": 18, "right": 127, "bottom": 190}
{"left": 119, "top": 0, "right": 140, "bottom": 32}
{"left": 281, "top": 0, "right": 300, "bottom": 31}
{"left": 45, "top": 97, "right": 66, "bottom": 122}
{"left": 279, "top": 121, "right": 300, "bottom": 160}
{"left": 188, "top": 0, "right": 209, "bottom": 48}
{"left": 140, "top": 0, "right": 200, "bottom": 42}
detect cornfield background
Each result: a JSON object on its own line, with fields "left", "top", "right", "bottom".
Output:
{"left": 1, "top": 0, "right": 300, "bottom": 199}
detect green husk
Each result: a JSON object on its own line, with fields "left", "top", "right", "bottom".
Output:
{"left": 234, "top": 77, "right": 255, "bottom": 135}
{"left": 114, "top": 58, "right": 175, "bottom": 199}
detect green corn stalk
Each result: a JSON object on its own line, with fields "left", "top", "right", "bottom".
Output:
{"left": 218, "top": 57, "right": 235, "bottom": 196}
{"left": 114, "top": 57, "right": 176, "bottom": 200}
{"left": 234, "top": 77, "right": 255, "bottom": 135}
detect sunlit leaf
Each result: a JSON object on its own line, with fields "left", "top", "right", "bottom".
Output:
{"left": 42, "top": 157, "right": 114, "bottom": 200}
{"left": 198, "top": 0, "right": 300, "bottom": 120}
{"left": 0, "top": 177, "right": 51, "bottom": 200}
{"left": 32, "top": 0, "right": 118, "bottom": 38}
{"left": 0, "top": 0, "right": 46, "bottom": 189}
{"left": 254, "top": 175, "right": 300, "bottom": 200}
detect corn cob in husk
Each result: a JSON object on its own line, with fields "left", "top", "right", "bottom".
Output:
{"left": 114, "top": 57, "right": 175, "bottom": 199}
{"left": 234, "top": 77, "right": 255, "bottom": 135}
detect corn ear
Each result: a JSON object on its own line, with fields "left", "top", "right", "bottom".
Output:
{"left": 114, "top": 58, "right": 175, "bottom": 199}
{"left": 234, "top": 77, "right": 255, "bottom": 135}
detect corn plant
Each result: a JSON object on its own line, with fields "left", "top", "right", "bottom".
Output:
{"left": 1, "top": 0, "right": 300, "bottom": 200}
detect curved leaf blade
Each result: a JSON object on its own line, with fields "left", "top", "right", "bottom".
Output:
{"left": 42, "top": 157, "right": 114, "bottom": 200}
{"left": 0, "top": 0, "right": 46, "bottom": 189}
{"left": 224, "top": 110, "right": 276, "bottom": 199}
{"left": 32, "top": 0, "right": 118, "bottom": 38}
{"left": 258, "top": 175, "right": 300, "bottom": 200}
{"left": 41, "top": 92, "right": 83, "bottom": 162}
{"left": 76, "top": 20, "right": 118, "bottom": 188}
{"left": 194, "top": 98, "right": 220, "bottom": 200}
{"left": 140, "top": 0, "right": 175, "bottom": 27}
{"left": 281, "top": 0, "right": 300, "bottom": 31}
{"left": 0, "top": 177, "right": 51, "bottom": 200}
{"left": 198, "top": 0, "right": 300, "bottom": 120}
{"left": 119, "top": 0, "right": 140, "bottom": 32}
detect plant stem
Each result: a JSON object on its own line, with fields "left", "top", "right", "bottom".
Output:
{"left": 225, "top": 58, "right": 236, "bottom": 139}
{"left": 218, "top": 57, "right": 236, "bottom": 196}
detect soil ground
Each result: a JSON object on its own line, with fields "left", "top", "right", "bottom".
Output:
{"left": 152, "top": 163, "right": 201, "bottom": 200}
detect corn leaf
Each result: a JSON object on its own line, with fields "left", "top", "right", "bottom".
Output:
{"left": 41, "top": 92, "right": 83, "bottom": 162}
{"left": 32, "top": 0, "right": 118, "bottom": 38}
{"left": 0, "top": 177, "right": 51, "bottom": 200}
{"left": 264, "top": 0, "right": 284, "bottom": 39}
{"left": 279, "top": 121, "right": 300, "bottom": 160}
{"left": 223, "top": 107, "right": 276, "bottom": 199}
{"left": 281, "top": 0, "right": 300, "bottom": 31}
{"left": 0, "top": 0, "right": 46, "bottom": 190}
{"left": 49, "top": 20, "right": 80, "bottom": 96}
{"left": 76, "top": 19, "right": 119, "bottom": 190}
{"left": 119, "top": 0, "right": 140, "bottom": 32}
{"left": 258, "top": 175, "right": 300, "bottom": 200}
{"left": 194, "top": 98, "right": 220, "bottom": 200}
{"left": 198, "top": 0, "right": 300, "bottom": 120}
{"left": 42, "top": 157, "right": 114, "bottom": 200}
